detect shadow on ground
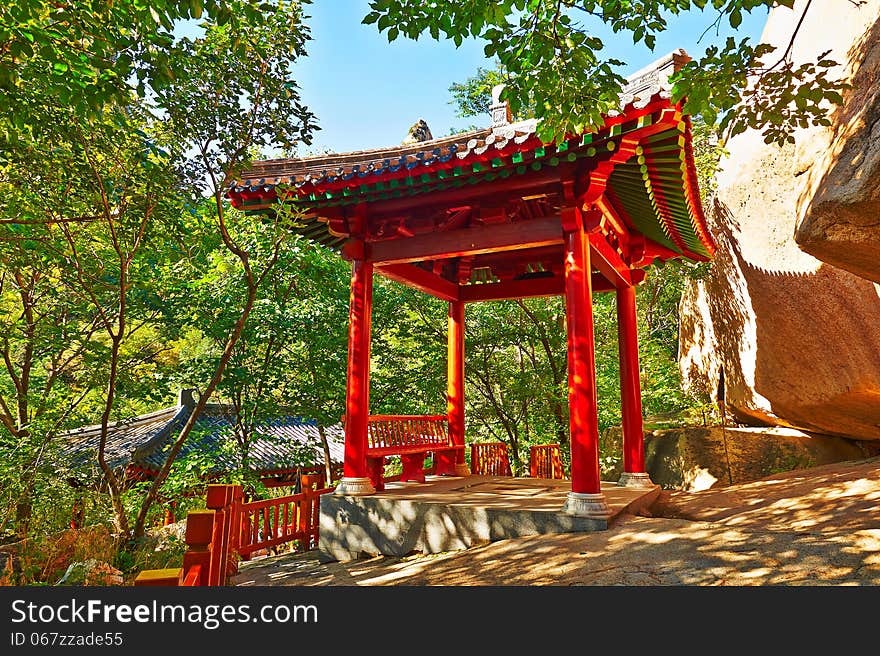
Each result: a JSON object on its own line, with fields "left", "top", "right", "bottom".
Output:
{"left": 231, "top": 456, "right": 880, "bottom": 586}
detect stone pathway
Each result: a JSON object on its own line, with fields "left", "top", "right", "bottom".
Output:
{"left": 232, "top": 456, "right": 880, "bottom": 586}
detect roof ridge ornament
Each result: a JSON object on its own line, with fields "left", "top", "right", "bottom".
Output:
{"left": 402, "top": 118, "right": 434, "bottom": 144}
{"left": 617, "top": 48, "right": 691, "bottom": 112}
{"left": 490, "top": 83, "right": 512, "bottom": 128}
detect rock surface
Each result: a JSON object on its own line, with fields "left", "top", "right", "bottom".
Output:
{"left": 794, "top": 0, "right": 880, "bottom": 283}
{"left": 635, "top": 426, "right": 875, "bottom": 491}
{"left": 678, "top": 1, "right": 880, "bottom": 441}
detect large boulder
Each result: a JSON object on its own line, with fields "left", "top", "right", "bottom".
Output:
{"left": 604, "top": 426, "right": 876, "bottom": 492}
{"left": 678, "top": 0, "right": 880, "bottom": 441}
{"left": 794, "top": 0, "right": 880, "bottom": 283}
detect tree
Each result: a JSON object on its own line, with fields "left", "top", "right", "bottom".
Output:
{"left": 365, "top": 0, "right": 848, "bottom": 145}
{"left": 0, "top": 0, "right": 270, "bottom": 140}
{"left": 0, "top": 1, "right": 317, "bottom": 543}
{"left": 123, "top": 0, "right": 315, "bottom": 539}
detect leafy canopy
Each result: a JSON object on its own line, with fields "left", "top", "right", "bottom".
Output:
{"left": 364, "top": 0, "right": 848, "bottom": 145}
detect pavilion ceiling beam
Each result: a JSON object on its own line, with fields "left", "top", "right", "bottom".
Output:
{"left": 460, "top": 272, "right": 614, "bottom": 302}
{"left": 375, "top": 263, "right": 460, "bottom": 302}
{"left": 587, "top": 231, "right": 633, "bottom": 289}
{"left": 368, "top": 216, "right": 564, "bottom": 266}
{"left": 461, "top": 276, "right": 564, "bottom": 302}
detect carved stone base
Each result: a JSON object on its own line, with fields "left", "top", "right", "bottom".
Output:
{"left": 333, "top": 477, "right": 376, "bottom": 497}
{"left": 561, "top": 492, "right": 612, "bottom": 518}
{"left": 617, "top": 472, "right": 655, "bottom": 489}
{"left": 454, "top": 463, "right": 471, "bottom": 476}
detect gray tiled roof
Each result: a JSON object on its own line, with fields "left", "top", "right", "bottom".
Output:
{"left": 58, "top": 401, "right": 344, "bottom": 479}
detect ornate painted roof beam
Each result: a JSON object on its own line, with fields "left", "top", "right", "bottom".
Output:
{"left": 460, "top": 275, "right": 563, "bottom": 302}
{"left": 350, "top": 166, "right": 572, "bottom": 219}
{"left": 367, "top": 215, "right": 564, "bottom": 265}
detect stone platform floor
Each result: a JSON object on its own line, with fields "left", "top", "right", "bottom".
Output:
{"left": 359, "top": 475, "right": 658, "bottom": 513}
{"left": 318, "top": 475, "right": 659, "bottom": 562}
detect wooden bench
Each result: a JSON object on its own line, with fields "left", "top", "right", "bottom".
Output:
{"left": 366, "top": 415, "right": 463, "bottom": 491}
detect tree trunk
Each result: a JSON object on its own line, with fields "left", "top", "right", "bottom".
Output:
{"left": 131, "top": 281, "right": 260, "bottom": 540}
{"left": 317, "top": 423, "right": 332, "bottom": 487}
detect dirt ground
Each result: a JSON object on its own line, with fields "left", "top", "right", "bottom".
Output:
{"left": 232, "top": 456, "right": 880, "bottom": 586}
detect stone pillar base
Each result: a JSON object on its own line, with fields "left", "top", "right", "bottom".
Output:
{"left": 333, "top": 477, "right": 376, "bottom": 497}
{"left": 561, "top": 492, "right": 612, "bottom": 518}
{"left": 617, "top": 472, "right": 655, "bottom": 488}
{"left": 454, "top": 463, "right": 471, "bottom": 476}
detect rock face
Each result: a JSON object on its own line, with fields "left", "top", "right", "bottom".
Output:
{"left": 794, "top": 1, "right": 880, "bottom": 283}
{"left": 679, "top": 0, "right": 880, "bottom": 441}
{"left": 605, "top": 426, "right": 876, "bottom": 492}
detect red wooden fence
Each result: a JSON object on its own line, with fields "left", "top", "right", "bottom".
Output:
{"left": 470, "top": 442, "right": 512, "bottom": 476}
{"left": 135, "top": 476, "right": 331, "bottom": 587}
{"left": 529, "top": 444, "right": 565, "bottom": 479}
{"left": 237, "top": 478, "right": 331, "bottom": 559}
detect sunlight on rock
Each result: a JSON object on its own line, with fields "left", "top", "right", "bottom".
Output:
{"left": 682, "top": 467, "right": 718, "bottom": 492}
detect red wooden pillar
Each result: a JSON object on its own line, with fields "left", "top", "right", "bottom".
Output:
{"left": 616, "top": 285, "right": 654, "bottom": 488}
{"left": 335, "top": 259, "right": 377, "bottom": 496}
{"left": 446, "top": 300, "right": 470, "bottom": 475}
{"left": 562, "top": 219, "right": 610, "bottom": 518}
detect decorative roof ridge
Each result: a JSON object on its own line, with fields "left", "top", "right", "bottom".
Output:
{"left": 195, "top": 402, "right": 324, "bottom": 424}
{"left": 614, "top": 48, "right": 691, "bottom": 114}
{"left": 60, "top": 404, "right": 179, "bottom": 439}
{"left": 240, "top": 126, "right": 494, "bottom": 179}
{"left": 130, "top": 403, "right": 193, "bottom": 462}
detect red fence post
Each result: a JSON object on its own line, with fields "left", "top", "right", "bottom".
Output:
{"left": 181, "top": 510, "right": 214, "bottom": 586}
{"left": 227, "top": 485, "right": 243, "bottom": 575}
{"left": 300, "top": 475, "right": 314, "bottom": 550}
{"left": 206, "top": 484, "right": 235, "bottom": 586}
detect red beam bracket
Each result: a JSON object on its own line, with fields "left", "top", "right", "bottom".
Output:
{"left": 588, "top": 232, "right": 632, "bottom": 289}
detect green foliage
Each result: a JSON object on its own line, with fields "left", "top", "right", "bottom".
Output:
{"left": 449, "top": 66, "right": 511, "bottom": 119}
{"left": 0, "top": 1, "right": 319, "bottom": 547}
{"left": 365, "top": 0, "right": 849, "bottom": 145}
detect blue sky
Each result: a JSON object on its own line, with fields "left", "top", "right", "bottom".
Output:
{"left": 292, "top": 1, "right": 770, "bottom": 155}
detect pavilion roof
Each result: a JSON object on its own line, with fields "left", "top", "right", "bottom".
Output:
{"left": 228, "top": 49, "right": 715, "bottom": 262}
{"left": 57, "top": 393, "right": 345, "bottom": 482}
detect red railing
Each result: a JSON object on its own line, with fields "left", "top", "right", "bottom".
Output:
{"left": 237, "top": 478, "right": 331, "bottom": 559}
{"left": 470, "top": 442, "right": 512, "bottom": 476}
{"left": 135, "top": 476, "right": 332, "bottom": 587}
{"left": 529, "top": 444, "right": 565, "bottom": 479}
